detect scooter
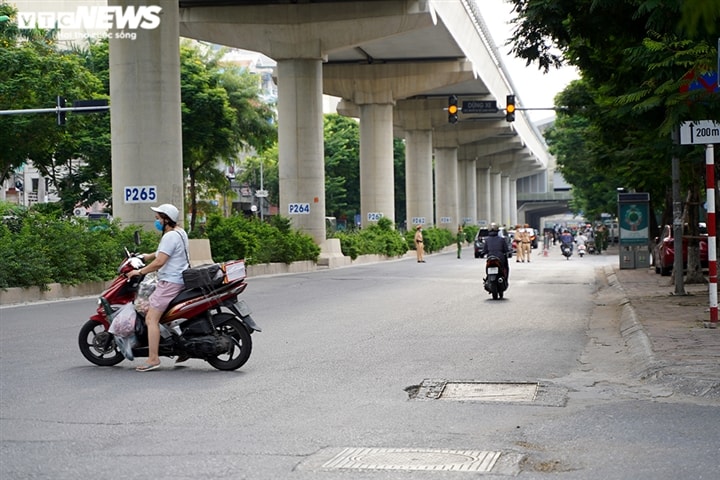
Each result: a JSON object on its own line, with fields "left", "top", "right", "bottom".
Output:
{"left": 578, "top": 244, "right": 586, "bottom": 258}
{"left": 561, "top": 242, "right": 573, "bottom": 260}
{"left": 78, "top": 242, "right": 261, "bottom": 371}
{"left": 483, "top": 255, "right": 508, "bottom": 300}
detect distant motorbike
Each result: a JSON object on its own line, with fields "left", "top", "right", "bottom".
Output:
{"left": 78, "top": 242, "right": 260, "bottom": 371}
{"left": 586, "top": 240, "right": 597, "bottom": 254}
{"left": 578, "top": 244, "right": 586, "bottom": 258}
{"left": 483, "top": 255, "right": 508, "bottom": 300}
{"left": 561, "top": 243, "right": 573, "bottom": 260}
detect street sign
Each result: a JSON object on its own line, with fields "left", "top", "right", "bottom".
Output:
{"left": 462, "top": 100, "right": 497, "bottom": 114}
{"left": 679, "top": 70, "right": 719, "bottom": 93}
{"left": 255, "top": 189, "right": 268, "bottom": 197}
{"left": 679, "top": 120, "right": 720, "bottom": 145}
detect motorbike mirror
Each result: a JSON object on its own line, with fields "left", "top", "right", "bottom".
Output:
{"left": 133, "top": 230, "right": 141, "bottom": 246}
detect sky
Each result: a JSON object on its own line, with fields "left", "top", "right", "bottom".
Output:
{"left": 480, "top": 0, "right": 580, "bottom": 122}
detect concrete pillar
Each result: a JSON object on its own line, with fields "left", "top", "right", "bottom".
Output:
{"left": 490, "top": 170, "right": 502, "bottom": 225}
{"left": 461, "top": 158, "right": 477, "bottom": 225}
{"left": 501, "top": 175, "right": 511, "bottom": 227}
{"left": 509, "top": 179, "right": 518, "bottom": 226}
{"left": 276, "top": 58, "right": 326, "bottom": 243}
{"left": 476, "top": 167, "right": 491, "bottom": 226}
{"left": 405, "top": 129, "right": 433, "bottom": 229}
{"left": 359, "top": 103, "right": 395, "bottom": 226}
{"left": 110, "top": 0, "right": 183, "bottom": 229}
{"left": 434, "top": 147, "right": 459, "bottom": 231}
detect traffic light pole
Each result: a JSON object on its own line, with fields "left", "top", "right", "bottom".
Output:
{"left": 0, "top": 106, "right": 110, "bottom": 115}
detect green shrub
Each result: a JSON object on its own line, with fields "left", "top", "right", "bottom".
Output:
{"left": 0, "top": 203, "right": 159, "bottom": 290}
{"left": 403, "top": 226, "right": 455, "bottom": 253}
{"left": 463, "top": 224, "right": 479, "bottom": 244}
{"left": 204, "top": 213, "right": 319, "bottom": 265}
{"left": 330, "top": 217, "right": 408, "bottom": 258}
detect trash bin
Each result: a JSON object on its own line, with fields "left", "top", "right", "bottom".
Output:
{"left": 620, "top": 246, "right": 635, "bottom": 269}
{"left": 635, "top": 249, "right": 650, "bottom": 268}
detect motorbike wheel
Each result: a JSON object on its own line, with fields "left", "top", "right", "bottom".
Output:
{"left": 205, "top": 315, "right": 252, "bottom": 371}
{"left": 78, "top": 320, "right": 125, "bottom": 366}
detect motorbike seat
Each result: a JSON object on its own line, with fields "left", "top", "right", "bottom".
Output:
{"left": 167, "top": 287, "right": 206, "bottom": 310}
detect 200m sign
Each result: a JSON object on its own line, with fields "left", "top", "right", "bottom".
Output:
{"left": 124, "top": 186, "right": 157, "bottom": 203}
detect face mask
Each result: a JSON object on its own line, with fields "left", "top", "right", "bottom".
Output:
{"left": 154, "top": 219, "right": 164, "bottom": 232}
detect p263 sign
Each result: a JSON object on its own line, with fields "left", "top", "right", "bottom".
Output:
{"left": 124, "top": 186, "right": 157, "bottom": 203}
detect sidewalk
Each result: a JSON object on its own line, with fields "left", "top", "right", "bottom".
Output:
{"left": 605, "top": 251, "right": 720, "bottom": 400}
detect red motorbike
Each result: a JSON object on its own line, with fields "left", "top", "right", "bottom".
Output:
{"left": 78, "top": 246, "right": 260, "bottom": 371}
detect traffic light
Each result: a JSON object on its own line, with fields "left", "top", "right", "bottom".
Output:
{"left": 448, "top": 95, "right": 458, "bottom": 124}
{"left": 56, "top": 96, "right": 66, "bottom": 126}
{"left": 505, "top": 94, "right": 515, "bottom": 122}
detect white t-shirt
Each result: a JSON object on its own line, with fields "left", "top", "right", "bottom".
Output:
{"left": 156, "top": 229, "right": 189, "bottom": 284}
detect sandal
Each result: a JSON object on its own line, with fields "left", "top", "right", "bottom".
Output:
{"left": 136, "top": 362, "right": 160, "bottom": 372}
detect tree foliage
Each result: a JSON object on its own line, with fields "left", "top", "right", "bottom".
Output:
{"left": 324, "top": 114, "right": 360, "bottom": 221}
{"left": 508, "top": 0, "right": 719, "bottom": 229}
{"left": 0, "top": 3, "right": 107, "bottom": 213}
{"left": 180, "top": 42, "right": 276, "bottom": 231}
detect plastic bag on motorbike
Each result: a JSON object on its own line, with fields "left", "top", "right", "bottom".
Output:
{"left": 108, "top": 303, "right": 137, "bottom": 338}
{"left": 113, "top": 334, "right": 136, "bottom": 361}
{"left": 135, "top": 272, "right": 157, "bottom": 314}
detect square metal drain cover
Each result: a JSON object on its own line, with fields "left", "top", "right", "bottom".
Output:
{"left": 411, "top": 379, "right": 567, "bottom": 406}
{"left": 322, "top": 447, "right": 501, "bottom": 472}
{"left": 441, "top": 382, "right": 538, "bottom": 402}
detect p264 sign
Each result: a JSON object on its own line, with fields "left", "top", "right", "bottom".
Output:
{"left": 288, "top": 203, "right": 310, "bottom": 214}
{"left": 124, "top": 186, "right": 157, "bottom": 203}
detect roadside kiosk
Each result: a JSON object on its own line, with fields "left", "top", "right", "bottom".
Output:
{"left": 618, "top": 193, "right": 650, "bottom": 269}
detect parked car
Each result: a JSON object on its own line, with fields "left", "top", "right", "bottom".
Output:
{"left": 474, "top": 227, "right": 513, "bottom": 258}
{"left": 652, "top": 224, "right": 708, "bottom": 276}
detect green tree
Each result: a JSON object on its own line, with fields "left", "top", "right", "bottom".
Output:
{"left": 180, "top": 42, "right": 277, "bottom": 231}
{"left": 0, "top": 3, "right": 105, "bottom": 208}
{"left": 509, "top": 0, "right": 718, "bottom": 283}
{"left": 324, "top": 114, "right": 360, "bottom": 222}
{"left": 508, "top": 0, "right": 718, "bottom": 220}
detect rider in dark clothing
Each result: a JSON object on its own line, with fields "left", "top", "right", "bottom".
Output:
{"left": 559, "top": 229, "right": 574, "bottom": 253}
{"left": 482, "top": 223, "right": 510, "bottom": 279}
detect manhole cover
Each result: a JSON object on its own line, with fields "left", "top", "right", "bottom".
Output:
{"left": 410, "top": 379, "right": 567, "bottom": 406}
{"left": 440, "top": 382, "right": 538, "bottom": 402}
{"left": 322, "top": 447, "right": 501, "bottom": 472}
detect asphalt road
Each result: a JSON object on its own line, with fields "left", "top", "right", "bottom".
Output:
{"left": 1, "top": 247, "right": 718, "bottom": 479}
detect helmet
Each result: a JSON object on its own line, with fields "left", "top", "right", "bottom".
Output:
{"left": 490, "top": 222, "right": 499, "bottom": 231}
{"left": 150, "top": 203, "right": 179, "bottom": 222}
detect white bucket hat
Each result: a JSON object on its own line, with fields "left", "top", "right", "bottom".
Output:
{"left": 150, "top": 203, "right": 179, "bottom": 222}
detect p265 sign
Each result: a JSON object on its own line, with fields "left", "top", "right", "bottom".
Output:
{"left": 124, "top": 186, "right": 157, "bottom": 203}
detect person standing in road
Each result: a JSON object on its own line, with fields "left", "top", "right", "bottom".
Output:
{"left": 414, "top": 225, "right": 426, "bottom": 263}
{"left": 126, "top": 203, "right": 189, "bottom": 372}
{"left": 597, "top": 224, "right": 608, "bottom": 253}
{"left": 522, "top": 223, "right": 533, "bottom": 262}
{"left": 456, "top": 225, "right": 464, "bottom": 259}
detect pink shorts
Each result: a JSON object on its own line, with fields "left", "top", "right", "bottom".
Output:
{"left": 149, "top": 281, "right": 185, "bottom": 312}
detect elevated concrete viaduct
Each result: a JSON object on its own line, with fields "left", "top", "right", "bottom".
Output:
{"left": 108, "top": 0, "right": 564, "bottom": 246}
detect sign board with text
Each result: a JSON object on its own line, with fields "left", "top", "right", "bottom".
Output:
{"left": 461, "top": 100, "right": 498, "bottom": 114}
{"left": 680, "top": 120, "right": 720, "bottom": 145}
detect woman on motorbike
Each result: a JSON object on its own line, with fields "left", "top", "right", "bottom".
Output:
{"left": 126, "top": 203, "right": 189, "bottom": 372}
